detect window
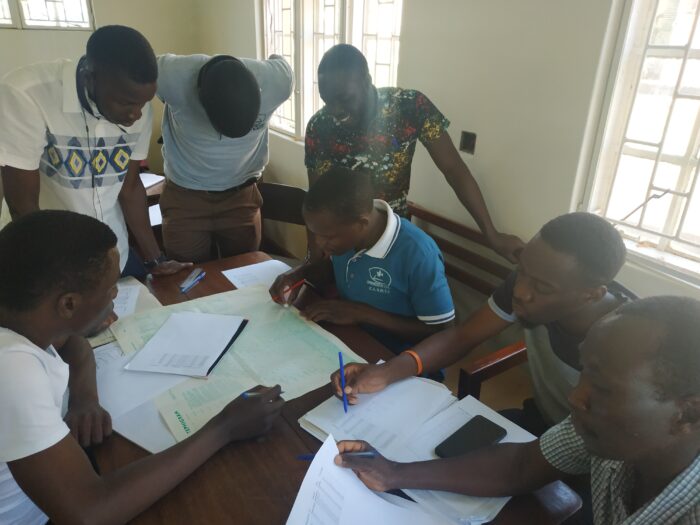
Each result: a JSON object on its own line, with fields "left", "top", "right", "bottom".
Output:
{"left": 588, "top": 0, "right": 700, "bottom": 281}
{"left": 263, "top": 0, "right": 403, "bottom": 138}
{"left": 0, "top": 0, "right": 93, "bottom": 29}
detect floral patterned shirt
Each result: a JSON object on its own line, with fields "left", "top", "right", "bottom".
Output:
{"left": 304, "top": 87, "right": 450, "bottom": 217}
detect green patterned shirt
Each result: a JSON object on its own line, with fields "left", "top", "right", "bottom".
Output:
{"left": 304, "top": 87, "right": 449, "bottom": 217}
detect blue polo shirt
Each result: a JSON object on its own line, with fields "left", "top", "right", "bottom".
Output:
{"left": 332, "top": 200, "right": 455, "bottom": 352}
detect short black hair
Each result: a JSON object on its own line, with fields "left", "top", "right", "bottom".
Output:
{"left": 0, "top": 211, "right": 117, "bottom": 312}
{"left": 617, "top": 296, "right": 700, "bottom": 399}
{"left": 198, "top": 56, "right": 261, "bottom": 138}
{"left": 539, "top": 212, "right": 626, "bottom": 286}
{"left": 318, "top": 44, "right": 369, "bottom": 77}
{"left": 86, "top": 25, "right": 157, "bottom": 84}
{"left": 304, "top": 167, "right": 374, "bottom": 223}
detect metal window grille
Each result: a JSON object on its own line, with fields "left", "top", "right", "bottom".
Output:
{"left": 19, "top": 0, "right": 92, "bottom": 28}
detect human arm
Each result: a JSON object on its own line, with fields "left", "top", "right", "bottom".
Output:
{"left": 424, "top": 132, "right": 524, "bottom": 263}
{"left": 8, "top": 385, "right": 283, "bottom": 525}
{"left": 118, "top": 160, "right": 192, "bottom": 275}
{"left": 269, "top": 258, "right": 334, "bottom": 305}
{"left": 331, "top": 303, "right": 511, "bottom": 402}
{"left": 302, "top": 299, "right": 452, "bottom": 341}
{"left": 1, "top": 166, "right": 40, "bottom": 218}
{"left": 55, "top": 335, "right": 112, "bottom": 447}
{"left": 334, "top": 438, "right": 562, "bottom": 496}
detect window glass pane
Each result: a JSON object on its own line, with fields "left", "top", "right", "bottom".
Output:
{"left": 357, "top": 0, "right": 402, "bottom": 89}
{"left": 662, "top": 98, "right": 699, "bottom": 156}
{"left": 20, "top": 0, "right": 91, "bottom": 28}
{"left": 679, "top": 59, "right": 700, "bottom": 96}
{"left": 266, "top": 0, "right": 296, "bottom": 134}
{"left": 650, "top": 0, "right": 698, "bottom": 46}
{"left": 626, "top": 57, "right": 682, "bottom": 144}
{"left": 653, "top": 161, "right": 682, "bottom": 189}
{"left": 641, "top": 191, "right": 684, "bottom": 234}
{"left": 680, "top": 178, "right": 700, "bottom": 242}
{"left": 606, "top": 149, "right": 657, "bottom": 224}
{"left": 0, "top": 0, "right": 12, "bottom": 24}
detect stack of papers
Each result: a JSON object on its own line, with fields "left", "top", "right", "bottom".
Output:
{"left": 125, "top": 312, "right": 247, "bottom": 378}
{"left": 287, "top": 435, "right": 438, "bottom": 525}
{"left": 299, "top": 382, "right": 536, "bottom": 524}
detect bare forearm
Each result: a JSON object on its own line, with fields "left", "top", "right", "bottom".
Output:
{"left": 388, "top": 441, "right": 558, "bottom": 497}
{"left": 445, "top": 166, "right": 497, "bottom": 238}
{"left": 90, "top": 425, "right": 226, "bottom": 523}
{"left": 356, "top": 305, "right": 447, "bottom": 343}
{"left": 1, "top": 166, "right": 40, "bottom": 219}
{"left": 119, "top": 183, "right": 161, "bottom": 261}
{"left": 299, "top": 258, "right": 334, "bottom": 290}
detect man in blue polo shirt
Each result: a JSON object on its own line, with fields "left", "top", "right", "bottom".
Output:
{"left": 270, "top": 168, "right": 454, "bottom": 353}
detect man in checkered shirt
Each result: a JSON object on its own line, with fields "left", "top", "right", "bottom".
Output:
{"left": 335, "top": 296, "right": 700, "bottom": 525}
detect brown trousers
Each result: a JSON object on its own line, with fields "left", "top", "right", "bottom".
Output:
{"left": 160, "top": 180, "right": 262, "bottom": 263}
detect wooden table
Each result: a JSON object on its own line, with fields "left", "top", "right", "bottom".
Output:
{"left": 94, "top": 252, "right": 581, "bottom": 524}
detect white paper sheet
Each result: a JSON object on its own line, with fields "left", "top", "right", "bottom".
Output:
{"left": 125, "top": 312, "right": 246, "bottom": 377}
{"left": 222, "top": 259, "right": 291, "bottom": 289}
{"left": 94, "top": 342, "right": 187, "bottom": 419}
{"left": 148, "top": 204, "right": 162, "bottom": 227}
{"left": 286, "top": 435, "right": 438, "bottom": 525}
{"left": 112, "top": 400, "right": 176, "bottom": 454}
{"left": 139, "top": 172, "right": 165, "bottom": 189}
{"left": 302, "top": 377, "right": 454, "bottom": 453}
{"left": 113, "top": 282, "right": 140, "bottom": 318}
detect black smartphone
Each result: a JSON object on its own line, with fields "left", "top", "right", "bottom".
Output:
{"left": 434, "top": 415, "right": 507, "bottom": 458}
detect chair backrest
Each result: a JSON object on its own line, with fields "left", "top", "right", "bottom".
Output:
{"left": 406, "top": 201, "right": 510, "bottom": 295}
{"left": 259, "top": 182, "right": 307, "bottom": 225}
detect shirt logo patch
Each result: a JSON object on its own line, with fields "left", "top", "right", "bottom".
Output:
{"left": 367, "top": 267, "right": 392, "bottom": 294}
{"left": 252, "top": 114, "right": 267, "bottom": 131}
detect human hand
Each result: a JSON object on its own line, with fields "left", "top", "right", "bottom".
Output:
{"left": 217, "top": 385, "right": 285, "bottom": 442}
{"left": 151, "top": 259, "right": 194, "bottom": 276}
{"left": 330, "top": 363, "right": 392, "bottom": 405}
{"left": 334, "top": 440, "right": 400, "bottom": 492}
{"left": 64, "top": 400, "right": 113, "bottom": 447}
{"left": 302, "top": 300, "right": 367, "bottom": 325}
{"left": 488, "top": 232, "right": 525, "bottom": 264}
{"left": 269, "top": 266, "right": 306, "bottom": 305}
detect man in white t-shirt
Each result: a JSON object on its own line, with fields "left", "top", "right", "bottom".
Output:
{"left": 0, "top": 210, "right": 284, "bottom": 525}
{"left": 156, "top": 53, "right": 293, "bottom": 262}
{"left": 0, "top": 25, "right": 191, "bottom": 277}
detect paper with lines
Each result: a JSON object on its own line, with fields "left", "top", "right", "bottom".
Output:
{"left": 286, "top": 435, "right": 436, "bottom": 525}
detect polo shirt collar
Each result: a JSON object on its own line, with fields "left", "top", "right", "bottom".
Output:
{"left": 365, "top": 199, "right": 401, "bottom": 259}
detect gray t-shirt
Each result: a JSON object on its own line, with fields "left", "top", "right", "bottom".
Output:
{"left": 156, "top": 54, "right": 293, "bottom": 190}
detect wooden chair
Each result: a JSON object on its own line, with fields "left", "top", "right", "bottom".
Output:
{"left": 259, "top": 181, "right": 307, "bottom": 259}
{"left": 406, "top": 201, "right": 526, "bottom": 400}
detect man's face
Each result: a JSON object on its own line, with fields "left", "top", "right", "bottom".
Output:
{"left": 304, "top": 209, "right": 368, "bottom": 256}
{"left": 568, "top": 314, "right": 681, "bottom": 462}
{"left": 71, "top": 247, "right": 120, "bottom": 336}
{"left": 510, "top": 235, "right": 599, "bottom": 326}
{"left": 318, "top": 69, "right": 373, "bottom": 129}
{"left": 92, "top": 71, "right": 156, "bottom": 127}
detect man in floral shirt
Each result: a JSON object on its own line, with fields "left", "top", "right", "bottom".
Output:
{"left": 305, "top": 44, "right": 523, "bottom": 263}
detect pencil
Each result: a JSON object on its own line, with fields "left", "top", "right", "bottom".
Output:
{"left": 271, "top": 279, "right": 305, "bottom": 304}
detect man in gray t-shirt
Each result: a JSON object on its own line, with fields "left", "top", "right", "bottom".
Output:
{"left": 156, "top": 54, "right": 293, "bottom": 262}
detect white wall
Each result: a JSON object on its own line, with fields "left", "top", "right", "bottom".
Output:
{"left": 0, "top": 0, "right": 201, "bottom": 173}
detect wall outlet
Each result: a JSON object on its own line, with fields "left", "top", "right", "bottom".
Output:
{"left": 459, "top": 131, "right": 477, "bottom": 155}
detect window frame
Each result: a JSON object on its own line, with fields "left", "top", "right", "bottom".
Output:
{"left": 582, "top": 0, "right": 700, "bottom": 286}
{"left": 261, "top": 0, "right": 402, "bottom": 140}
{"left": 0, "top": 0, "right": 94, "bottom": 31}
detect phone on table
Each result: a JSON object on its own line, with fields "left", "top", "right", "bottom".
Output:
{"left": 435, "top": 415, "right": 507, "bottom": 458}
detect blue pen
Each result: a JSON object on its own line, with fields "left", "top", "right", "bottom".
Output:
{"left": 338, "top": 351, "right": 349, "bottom": 414}
{"left": 296, "top": 451, "right": 376, "bottom": 461}
{"left": 180, "top": 271, "right": 205, "bottom": 293}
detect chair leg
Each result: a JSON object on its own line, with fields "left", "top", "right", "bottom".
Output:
{"left": 457, "top": 369, "right": 482, "bottom": 400}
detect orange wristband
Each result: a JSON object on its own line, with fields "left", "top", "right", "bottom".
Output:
{"left": 403, "top": 349, "right": 423, "bottom": 376}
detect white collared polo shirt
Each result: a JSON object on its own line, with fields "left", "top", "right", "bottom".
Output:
{"left": 0, "top": 58, "right": 153, "bottom": 270}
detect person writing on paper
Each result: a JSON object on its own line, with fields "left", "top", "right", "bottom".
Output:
{"left": 334, "top": 296, "right": 700, "bottom": 525}
{"left": 269, "top": 168, "right": 455, "bottom": 354}
{"left": 305, "top": 44, "right": 523, "bottom": 263}
{"left": 331, "top": 213, "right": 632, "bottom": 435}
{"left": 0, "top": 210, "right": 283, "bottom": 525}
